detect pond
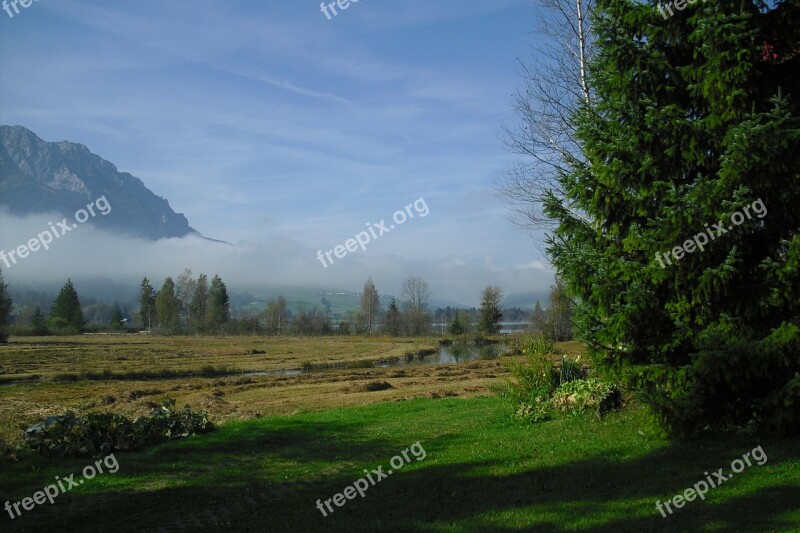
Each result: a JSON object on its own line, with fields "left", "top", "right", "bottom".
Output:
{"left": 383, "top": 343, "right": 509, "bottom": 367}
{"left": 247, "top": 343, "right": 510, "bottom": 377}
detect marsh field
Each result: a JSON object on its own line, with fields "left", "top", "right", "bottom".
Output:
{"left": 0, "top": 335, "right": 543, "bottom": 446}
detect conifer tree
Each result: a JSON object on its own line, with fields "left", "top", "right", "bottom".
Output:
{"left": 49, "top": 279, "right": 85, "bottom": 333}
{"left": 30, "top": 306, "right": 48, "bottom": 336}
{"left": 208, "top": 275, "right": 230, "bottom": 330}
{"left": 544, "top": 0, "right": 800, "bottom": 434}
{"left": 110, "top": 302, "right": 125, "bottom": 331}
{"left": 383, "top": 298, "right": 402, "bottom": 336}
{"left": 478, "top": 286, "right": 503, "bottom": 335}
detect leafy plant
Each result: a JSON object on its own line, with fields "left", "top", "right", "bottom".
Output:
{"left": 23, "top": 398, "right": 214, "bottom": 458}
{"left": 514, "top": 396, "right": 553, "bottom": 423}
{"left": 502, "top": 337, "right": 620, "bottom": 423}
{"left": 559, "top": 355, "right": 585, "bottom": 385}
{"left": 551, "top": 378, "right": 621, "bottom": 417}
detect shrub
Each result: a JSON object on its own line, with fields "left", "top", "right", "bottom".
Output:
{"left": 503, "top": 335, "right": 559, "bottom": 418}
{"left": 507, "top": 334, "right": 553, "bottom": 356}
{"left": 502, "top": 336, "right": 620, "bottom": 422}
{"left": 23, "top": 398, "right": 213, "bottom": 457}
{"left": 551, "top": 378, "right": 622, "bottom": 417}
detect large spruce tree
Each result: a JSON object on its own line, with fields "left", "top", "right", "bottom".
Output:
{"left": 545, "top": 0, "right": 800, "bottom": 434}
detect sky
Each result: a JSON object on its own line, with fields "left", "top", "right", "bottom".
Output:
{"left": 0, "top": 0, "right": 554, "bottom": 307}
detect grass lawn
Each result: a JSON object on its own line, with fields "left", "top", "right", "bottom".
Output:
{"left": 2, "top": 395, "right": 798, "bottom": 532}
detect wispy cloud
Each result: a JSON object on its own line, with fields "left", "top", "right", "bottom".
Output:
{"left": 0, "top": 0, "right": 550, "bottom": 305}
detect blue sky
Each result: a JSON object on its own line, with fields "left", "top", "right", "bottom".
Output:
{"left": 0, "top": 0, "right": 554, "bottom": 306}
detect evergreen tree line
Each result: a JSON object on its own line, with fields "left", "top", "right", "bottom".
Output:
{"left": 139, "top": 269, "right": 231, "bottom": 334}
{"left": 0, "top": 269, "right": 231, "bottom": 337}
{"left": 0, "top": 267, "right": 573, "bottom": 340}
{"left": 0, "top": 277, "right": 88, "bottom": 336}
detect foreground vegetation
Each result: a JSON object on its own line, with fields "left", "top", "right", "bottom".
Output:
{"left": 1, "top": 336, "right": 798, "bottom": 531}
{"left": 2, "top": 395, "right": 798, "bottom": 531}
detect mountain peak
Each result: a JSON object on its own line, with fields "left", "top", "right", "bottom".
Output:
{"left": 0, "top": 125, "right": 197, "bottom": 240}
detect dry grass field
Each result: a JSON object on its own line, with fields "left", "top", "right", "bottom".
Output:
{"left": 0, "top": 335, "right": 531, "bottom": 445}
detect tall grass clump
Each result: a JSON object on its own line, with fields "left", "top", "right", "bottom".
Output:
{"left": 502, "top": 335, "right": 559, "bottom": 422}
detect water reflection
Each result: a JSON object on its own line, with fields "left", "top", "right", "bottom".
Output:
{"left": 382, "top": 343, "right": 508, "bottom": 367}
{"left": 245, "top": 343, "right": 508, "bottom": 377}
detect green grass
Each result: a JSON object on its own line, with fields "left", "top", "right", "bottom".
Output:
{"left": 2, "top": 396, "right": 798, "bottom": 532}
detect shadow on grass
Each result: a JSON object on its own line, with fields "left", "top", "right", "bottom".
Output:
{"left": 2, "top": 418, "right": 799, "bottom": 532}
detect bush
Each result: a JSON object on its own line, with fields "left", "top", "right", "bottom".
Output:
{"left": 551, "top": 378, "right": 622, "bottom": 417}
{"left": 23, "top": 398, "right": 214, "bottom": 457}
{"left": 502, "top": 336, "right": 620, "bottom": 422}
{"left": 503, "top": 335, "right": 559, "bottom": 419}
